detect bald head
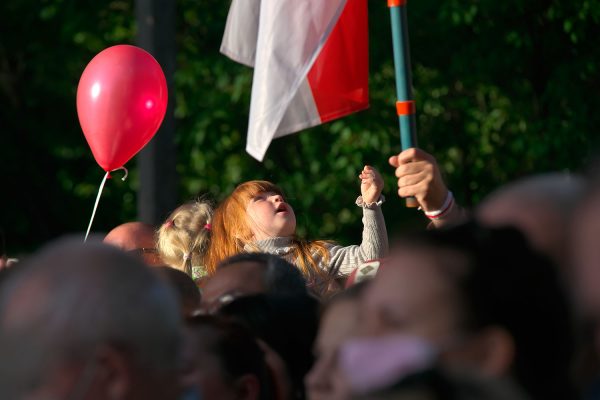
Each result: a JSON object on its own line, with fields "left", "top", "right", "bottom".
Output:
{"left": 477, "top": 173, "right": 584, "bottom": 267}
{"left": 0, "top": 239, "right": 182, "bottom": 399}
{"left": 104, "top": 222, "right": 161, "bottom": 266}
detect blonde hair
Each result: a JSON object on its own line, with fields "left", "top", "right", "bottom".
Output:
{"left": 204, "top": 181, "right": 331, "bottom": 280}
{"left": 157, "top": 200, "right": 213, "bottom": 277}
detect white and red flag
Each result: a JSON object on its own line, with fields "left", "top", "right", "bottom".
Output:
{"left": 221, "top": 0, "right": 369, "bottom": 161}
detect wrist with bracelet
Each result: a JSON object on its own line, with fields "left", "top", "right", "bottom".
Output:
{"left": 356, "top": 195, "right": 385, "bottom": 209}
{"left": 423, "top": 191, "right": 454, "bottom": 220}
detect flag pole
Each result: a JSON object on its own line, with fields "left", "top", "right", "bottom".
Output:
{"left": 388, "top": 0, "right": 419, "bottom": 208}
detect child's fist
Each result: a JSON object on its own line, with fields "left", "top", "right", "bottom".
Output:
{"left": 359, "top": 165, "right": 384, "bottom": 204}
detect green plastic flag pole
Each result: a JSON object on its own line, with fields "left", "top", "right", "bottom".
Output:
{"left": 388, "top": 0, "right": 419, "bottom": 208}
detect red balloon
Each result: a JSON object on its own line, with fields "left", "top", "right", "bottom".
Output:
{"left": 77, "top": 45, "right": 168, "bottom": 171}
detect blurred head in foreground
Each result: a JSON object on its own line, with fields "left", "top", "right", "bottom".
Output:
{"left": 201, "top": 252, "right": 307, "bottom": 313}
{"left": 182, "top": 315, "right": 273, "bottom": 400}
{"left": 0, "top": 238, "right": 183, "bottom": 400}
{"left": 219, "top": 293, "right": 320, "bottom": 400}
{"left": 361, "top": 221, "right": 574, "bottom": 400}
{"left": 477, "top": 172, "right": 584, "bottom": 268}
{"left": 306, "top": 282, "right": 370, "bottom": 400}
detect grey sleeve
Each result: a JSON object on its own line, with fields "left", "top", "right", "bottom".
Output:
{"left": 326, "top": 203, "right": 389, "bottom": 276}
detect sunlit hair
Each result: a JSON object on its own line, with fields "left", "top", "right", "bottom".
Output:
{"left": 205, "top": 180, "right": 331, "bottom": 280}
{"left": 157, "top": 200, "right": 213, "bottom": 277}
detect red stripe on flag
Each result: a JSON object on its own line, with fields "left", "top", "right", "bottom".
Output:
{"left": 307, "top": 0, "right": 369, "bottom": 124}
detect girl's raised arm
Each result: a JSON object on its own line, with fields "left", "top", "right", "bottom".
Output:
{"left": 326, "top": 166, "right": 388, "bottom": 276}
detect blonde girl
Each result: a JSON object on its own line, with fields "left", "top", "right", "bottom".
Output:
{"left": 157, "top": 200, "right": 213, "bottom": 280}
{"left": 204, "top": 166, "right": 388, "bottom": 294}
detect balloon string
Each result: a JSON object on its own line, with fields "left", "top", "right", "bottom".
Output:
{"left": 112, "top": 166, "right": 129, "bottom": 181}
{"left": 84, "top": 171, "right": 109, "bottom": 243}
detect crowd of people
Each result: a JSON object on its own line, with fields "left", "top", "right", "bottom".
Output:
{"left": 1, "top": 147, "right": 599, "bottom": 400}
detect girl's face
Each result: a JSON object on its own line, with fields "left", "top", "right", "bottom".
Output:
{"left": 246, "top": 191, "right": 296, "bottom": 240}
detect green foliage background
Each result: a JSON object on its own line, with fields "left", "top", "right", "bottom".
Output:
{"left": 1, "top": 0, "right": 599, "bottom": 254}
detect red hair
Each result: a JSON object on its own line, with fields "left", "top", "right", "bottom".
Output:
{"left": 204, "top": 180, "right": 331, "bottom": 280}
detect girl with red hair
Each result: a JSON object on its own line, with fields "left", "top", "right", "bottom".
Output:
{"left": 204, "top": 166, "right": 388, "bottom": 295}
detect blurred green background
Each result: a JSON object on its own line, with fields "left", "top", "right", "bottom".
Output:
{"left": 1, "top": 0, "right": 599, "bottom": 255}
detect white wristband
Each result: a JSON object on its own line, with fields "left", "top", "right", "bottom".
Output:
{"left": 424, "top": 191, "right": 453, "bottom": 218}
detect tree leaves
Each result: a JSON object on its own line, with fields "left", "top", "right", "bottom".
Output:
{"left": 1, "top": 0, "right": 599, "bottom": 253}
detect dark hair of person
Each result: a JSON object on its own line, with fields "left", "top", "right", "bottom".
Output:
{"left": 156, "top": 266, "right": 201, "bottom": 316}
{"left": 218, "top": 293, "right": 320, "bottom": 400}
{"left": 393, "top": 220, "right": 576, "bottom": 400}
{"left": 217, "top": 252, "right": 308, "bottom": 296}
{"left": 186, "top": 315, "right": 273, "bottom": 400}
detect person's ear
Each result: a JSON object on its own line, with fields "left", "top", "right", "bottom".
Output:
{"left": 95, "top": 345, "right": 132, "bottom": 400}
{"left": 471, "top": 326, "right": 515, "bottom": 377}
{"left": 234, "top": 374, "right": 260, "bottom": 400}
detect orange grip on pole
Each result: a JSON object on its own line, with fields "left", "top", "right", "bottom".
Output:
{"left": 396, "top": 100, "right": 415, "bottom": 116}
{"left": 388, "top": 0, "right": 407, "bottom": 7}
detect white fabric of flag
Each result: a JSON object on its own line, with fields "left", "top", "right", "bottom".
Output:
{"left": 221, "top": 0, "right": 348, "bottom": 161}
